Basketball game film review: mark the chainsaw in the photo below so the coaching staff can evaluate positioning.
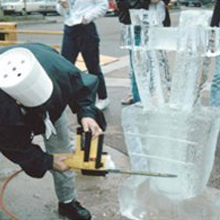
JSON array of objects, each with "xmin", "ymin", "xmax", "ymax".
[{"xmin": 57, "ymin": 127, "xmax": 177, "ymax": 178}]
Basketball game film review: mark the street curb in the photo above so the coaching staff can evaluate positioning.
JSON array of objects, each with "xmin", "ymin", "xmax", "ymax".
[
  {"xmin": 16, "ymin": 17, "xmax": 57, "ymax": 26},
  {"xmin": 102, "ymin": 55, "xmax": 129, "ymax": 74}
]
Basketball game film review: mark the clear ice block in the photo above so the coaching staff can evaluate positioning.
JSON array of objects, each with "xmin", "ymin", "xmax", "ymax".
[
  {"xmin": 121, "ymin": 105, "xmax": 220, "ymax": 199},
  {"xmin": 120, "ymin": 24, "xmax": 132, "ymax": 50},
  {"xmin": 119, "ymin": 9, "xmax": 220, "ymax": 220}
]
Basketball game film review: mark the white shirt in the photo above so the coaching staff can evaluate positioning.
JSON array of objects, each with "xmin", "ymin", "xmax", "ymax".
[{"xmin": 56, "ymin": 0, "xmax": 108, "ymax": 26}]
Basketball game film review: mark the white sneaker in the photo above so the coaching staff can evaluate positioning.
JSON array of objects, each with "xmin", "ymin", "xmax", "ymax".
[{"xmin": 96, "ymin": 98, "xmax": 110, "ymax": 110}]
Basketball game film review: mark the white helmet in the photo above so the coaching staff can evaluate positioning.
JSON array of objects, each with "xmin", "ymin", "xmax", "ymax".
[{"xmin": 0, "ymin": 47, "xmax": 53, "ymax": 107}]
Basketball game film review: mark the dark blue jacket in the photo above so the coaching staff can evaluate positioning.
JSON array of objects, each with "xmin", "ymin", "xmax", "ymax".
[
  {"xmin": 0, "ymin": 43, "xmax": 106, "ymax": 178},
  {"xmin": 116, "ymin": 0, "xmax": 171, "ymax": 26},
  {"xmin": 210, "ymin": 0, "xmax": 220, "ymax": 27}
]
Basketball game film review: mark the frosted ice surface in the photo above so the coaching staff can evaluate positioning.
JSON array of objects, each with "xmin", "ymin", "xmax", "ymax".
[
  {"xmin": 179, "ymin": 10, "xmax": 212, "ymax": 27},
  {"xmin": 119, "ymin": 9, "xmax": 220, "ymax": 220},
  {"xmin": 120, "ymin": 24, "xmax": 132, "ymax": 50},
  {"xmin": 169, "ymin": 50, "xmax": 202, "ymax": 109},
  {"xmin": 122, "ymin": 105, "xmax": 220, "ymax": 200},
  {"xmin": 119, "ymin": 175, "xmax": 220, "ymax": 220},
  {"xmin": 147, "ymin": 27, "xmax": 178, "ymax": 51},
  {"xmin": 128, "ymin": 9, "xmax": 171, "ymax": 109}
]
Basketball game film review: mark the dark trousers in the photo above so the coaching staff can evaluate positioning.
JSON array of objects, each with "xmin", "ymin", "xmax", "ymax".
[{"xmin": 61, "ymin": 22, "xmax": 107, "ymax": 99}]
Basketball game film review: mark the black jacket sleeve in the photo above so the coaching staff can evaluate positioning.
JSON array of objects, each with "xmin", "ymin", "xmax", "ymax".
[
  {"xmin": 210, "ymin": 0, "xmax": 220, "ymax": 27},
  {"xmin": 67, "ymin": 70, "xmax": 106, "ymax": 131},
  {"xmin": 163, "ymin": 6, "xmax": 171, "ymax": 27},
  {"xmin": 116, "ymin": 0, "xmax": 150, "ymax": 24},
  {"xmin": 0, "ymin": 91, "xmax": 53, "ymax": 178},
  {"xmin": 116, "ymin": 0, "xmax": 132, "ymax": 24},
  {"xmin": 0, "ymin": 125, "xmax": 53, "ymax": 178},
  {"xmin": 116, "ymin": 0, "xmax": 130, "ymax": 10}
]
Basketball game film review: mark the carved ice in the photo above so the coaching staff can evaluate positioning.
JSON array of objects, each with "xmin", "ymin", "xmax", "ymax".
[{"xmin": 119, "ymin": 10, "xmax": 220, "ymax": 220}]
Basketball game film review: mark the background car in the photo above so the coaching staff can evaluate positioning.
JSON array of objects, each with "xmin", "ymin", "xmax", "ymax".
[
  {"xmin": 1, "ymin": 0, "xmax": 57, "ymax": 15},
  {"xmin": 107, "ymin": 0, "xmax": 118, "ymax": 15},
  {"xmin": 178, "ymin": 0, "xmax": 210, "ymax": 7}
]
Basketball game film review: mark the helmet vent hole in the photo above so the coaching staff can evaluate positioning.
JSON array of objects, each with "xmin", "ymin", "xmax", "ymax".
[{"xmin": 17, "ymin": 73, "xmax": 22, "ymax": 77}]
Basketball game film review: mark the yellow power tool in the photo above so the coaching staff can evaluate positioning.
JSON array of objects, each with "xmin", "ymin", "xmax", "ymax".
[{"xmin": 59, "ymin": 127, "xmax": 177, "ymax": 178}]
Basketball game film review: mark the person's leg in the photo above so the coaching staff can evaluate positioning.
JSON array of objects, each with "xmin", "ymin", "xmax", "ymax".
[
  {"xmin": 121, "ymin": 51, "xmax": 133, "ymax": 105},
  {"xmin": 81, "ymin": 23, "xmax": 108, "ymax": 101},
  {"xmin": 43, "ymin": 110, "xmax": 91, "ymax": 220},
  {"xmin": 129, "ymin": 49, "xmax": 141, "ymax": 103},
  {"xmin": 43, "ymin": 111, "xmax": 76, "ymax": 202},
  {"xmin": 121, "ymin": 25, "xmax": 134, "ymax": 105},
  {"xmin": 210, "ymin": 55, "xmax": 220, "ymax": 106},
  {"xmin": 61, "ymin": 25, "xmax": 80, "ymax": 64}
]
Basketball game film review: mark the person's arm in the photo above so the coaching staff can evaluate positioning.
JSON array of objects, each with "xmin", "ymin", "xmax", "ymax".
[
  {"xmin": 0, "ymin": 125, "xmax": 53, "ymax": 178},
  {"xmin": 83, "ymin": 0, "xmax": 109, "ymax": 24},
  {"xmin": 0, "ymin": 124, "xmax": 71, "ymax": 177},
  {"xmin": 67, "ymin": 69, "xmax": 106, "ymax": 132},
  {"xmin": 56, "ymin": 0, "xmax": 69, "ymax": 16},
  {"xmin": 210, "ymin": 0, "xmax": 220, "ymax": 27},
  {"xmin": 0, "ymin": 93, "xmax": 52, "ymax": 178},
  {"xmin": 0, "ymin": 92, "xmax": 67, "ymax": 178}
]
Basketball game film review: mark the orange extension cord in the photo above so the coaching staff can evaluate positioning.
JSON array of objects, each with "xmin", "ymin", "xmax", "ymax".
[{"xmin": 0, "ymin": 169, "xmax": 23, "ymax": 220}]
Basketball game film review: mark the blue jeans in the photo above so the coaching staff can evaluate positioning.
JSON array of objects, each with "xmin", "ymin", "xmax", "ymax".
[
  {"xmin": 210, "ymin": 55, "xmax": 220, "ymax": 106},
  {"xmin": 61, "ymin": 22, "xmax": 107, "ymax": 99},
  {"xmin": 129, "ymin": 25, "xmax": 141, "ymax": 103},
  {"xmin": 129, "ymin": 50, "xmax": 140, "ymax": 103},
  {"xmin": 43, "ymin": 110, "xmax": 76, "ymax": 202}
]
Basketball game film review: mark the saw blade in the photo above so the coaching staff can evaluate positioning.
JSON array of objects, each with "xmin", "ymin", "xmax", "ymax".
[{"xmin": 107, "ymin": 169, "xmax": 177, "ymax": 178}]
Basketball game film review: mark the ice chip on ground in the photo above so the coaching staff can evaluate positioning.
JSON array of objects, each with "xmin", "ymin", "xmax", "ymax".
[{"xmin": 105, "ymin": 155, "xmax": 116, "ymax": 170}]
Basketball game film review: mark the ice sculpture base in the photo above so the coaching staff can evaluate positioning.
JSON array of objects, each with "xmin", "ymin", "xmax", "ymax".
[
  {"xmin": 119, "ymin": 176, "xmax": 220, "ymax": 220},
  {"xmin": 121, "ymin": 105, "xmax": 220, "ymax": 200}
]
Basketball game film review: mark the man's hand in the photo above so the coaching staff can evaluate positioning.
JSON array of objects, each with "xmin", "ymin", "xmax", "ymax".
[
  {"xmin": 58, "ymin": 0, "xmax": 69, "ymax": 9},
  {"xmin": 81, "ymin": 117, "xmax": 103, "ymax": 139},
  {"xmin": 53, "ymin": 155, "xmax": 69, "ymax": 171}
]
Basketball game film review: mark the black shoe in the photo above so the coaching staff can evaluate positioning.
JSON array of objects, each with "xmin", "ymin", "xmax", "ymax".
[{"xmin": 58, "ymin": 200, "xmax": 91, "ymax": 220}]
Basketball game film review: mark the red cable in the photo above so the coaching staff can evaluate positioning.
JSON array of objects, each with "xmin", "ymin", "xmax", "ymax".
[{"xmin": 0, "ymin": 169, "xmax": 23, "ymax": 220}]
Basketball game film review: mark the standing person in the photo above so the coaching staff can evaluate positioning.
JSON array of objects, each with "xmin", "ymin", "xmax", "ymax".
[
  {"xmin": 56, "ymin": 0, "xmax": 110, "ymax": 111},
  {"xmin": 161, "ymin": 0, "xmax": 171, "ymax": 27},
  {"xmin": 116, "ymin": 0, "xmax": 171, "ymax": 105},
  {"xmin": 209, "ymin": 0, "xmax": 220, "ymax": 106},
  {"xmin": 0, "ymin": 43, "xmax": 106, "ymax": 220}
]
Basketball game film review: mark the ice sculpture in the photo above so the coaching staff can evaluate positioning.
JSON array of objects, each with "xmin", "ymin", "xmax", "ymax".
[
  {"xmin": 129, "ymin": 9, "xmax": 171, "ymax": 108},
  {"xmin": 119, "ymin": 10, "xmax": 220, "ymax": 220}
]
